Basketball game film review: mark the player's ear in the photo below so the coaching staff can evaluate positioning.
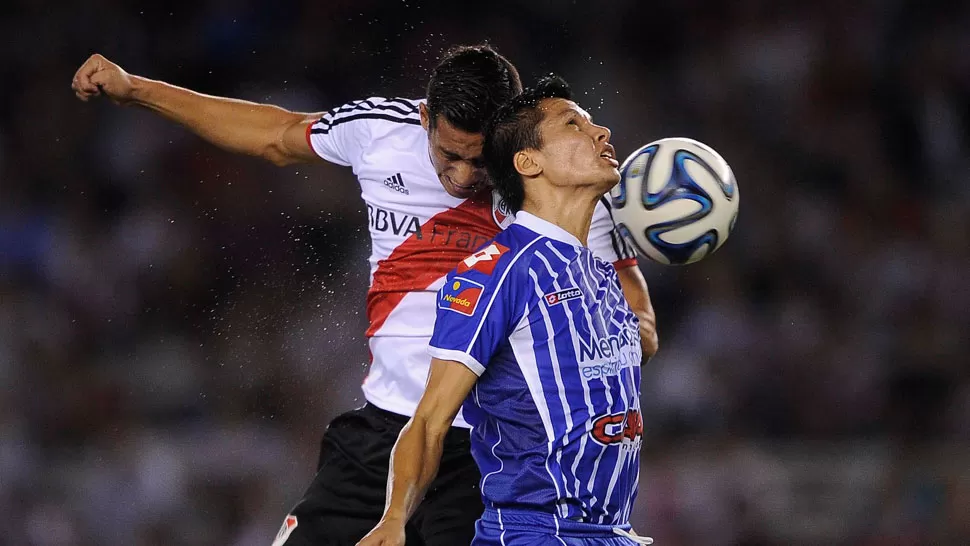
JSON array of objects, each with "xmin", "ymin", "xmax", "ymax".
[
  {"xmin": 419, "ymin": 103, "xmax": 430, "ymax": 131},
  {"xmin": 514, "ymin": 149, "xmax": 542, "ymax": 178}
]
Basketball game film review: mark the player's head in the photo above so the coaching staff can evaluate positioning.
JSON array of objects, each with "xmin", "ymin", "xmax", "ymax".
[
  {"xmin": 420, "ymin": 44, "xmax": 523, "ymax": 198},
  {"xmin": 483, "ymin": 74, "xmax": 619, "ymax": 212}
]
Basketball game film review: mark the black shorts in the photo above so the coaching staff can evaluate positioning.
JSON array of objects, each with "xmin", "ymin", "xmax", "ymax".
[{"xmin": 273, "ymin": 404, "xmax": 483, "ymax": 546}]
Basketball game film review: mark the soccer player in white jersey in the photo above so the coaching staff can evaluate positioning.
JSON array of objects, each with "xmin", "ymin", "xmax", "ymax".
[
  {"xmin": 72, "ymin": 46, "xmax": 658, "ymax": 545},
  {"xmin": 359, "ymin": 75, "xmax": 651, "ymax": 546}
]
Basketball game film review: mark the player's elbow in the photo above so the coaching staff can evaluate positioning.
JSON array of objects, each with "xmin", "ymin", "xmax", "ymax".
[
  {"xmin": 261, "ymin": 114, "xmax": 312, "ymax": 166},
  {"xmin": 261, "ymin": 144, "xmax": 298, "ymax": 167}
]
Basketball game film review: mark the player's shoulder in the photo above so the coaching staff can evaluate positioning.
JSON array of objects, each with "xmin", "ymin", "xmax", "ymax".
[{"xmin": 312, "ymin": 96, "xmax": 423, "ymax": 134}]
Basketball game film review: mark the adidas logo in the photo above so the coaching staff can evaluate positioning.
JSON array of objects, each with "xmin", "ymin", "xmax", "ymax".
[{"xmin": 382, "ymin": 173, "xmax": 409, "ymax": 195}]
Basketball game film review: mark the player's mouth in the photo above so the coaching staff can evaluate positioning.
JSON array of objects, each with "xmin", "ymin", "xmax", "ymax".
[
  {"xmin": 446, "ymin": 176, "xmax": 482, "ymax": 194},
  {"xmin": 600, "ymin": 145, "xmax": 619, "ymax": 168}
]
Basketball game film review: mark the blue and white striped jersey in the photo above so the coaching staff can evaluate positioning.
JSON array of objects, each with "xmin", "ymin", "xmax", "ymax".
[{"xmin": 428, "ymin": 211, "xmax": 643, "ymax": 526}]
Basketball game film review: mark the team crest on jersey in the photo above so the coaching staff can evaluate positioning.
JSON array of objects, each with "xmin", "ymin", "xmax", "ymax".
[
  {"xmin": 491, "ymin": 190, "xmax": 515, "ymax": 229},
  {"xmin": 544, "ymin": 287, "xmax": 583, "ymax": 306},
  {"xmin": 439, "ymin": 277, "xmax": 484, "ymax": 316},
  {"xmin": 271, "ymin": 515, "xmax": 298, "ymax": 546},
  {"xmin": 457, "ymin": 242, "xmax": 510, "ymax": 275}
]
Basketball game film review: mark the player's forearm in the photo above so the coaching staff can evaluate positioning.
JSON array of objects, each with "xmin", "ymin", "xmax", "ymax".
[
  {"xmin": 615, "ymin": 266, "xmax": 659, "ymax": 358},
  {"xmin": 635, "ymin": 309, "xmax": 658, "ymax": 358},
  {"xmin": 382, "ymin": 417, "xmax": 445, "ymax": 523},
  {"xmin": 128, "ymin": 75, "xmax": 311, "ymax": 164}
]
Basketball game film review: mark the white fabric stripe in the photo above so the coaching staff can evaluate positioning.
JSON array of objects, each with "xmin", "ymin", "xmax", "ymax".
[
  {"xmin": 426, "ymin": 347, "xmax": 485, "ymax": 376},
  {"xmin": 609, "ymin": 255, "xmax": 642, "ymax": 523},
  {"xmin": 583, "ymin": 254, "xmax": 626, "ymax": 331},
  {"xmin": 545, "ymin": 243, "xmax": 600, "ymax": 517},
  {"xmin": 622, "ymin": 447, "xmax": 641, "ymax": 523},
  {"xmin": 617, "ymin": 374, "xmax": 641, "ymax": 523},
  {"xmin": 585, "ymin": 251, "xmax": 631, "ymax": 342},
  {"xmin": 534, "ymin": 246, "xmax": 593, "ymax": 515},
  {"xmin": 527, "ymin": 260, "xmax": 576, "ymax": 513},
  {"xmin": 601, "ymin": 435, "xmax": 629, "ymax": 524},
  {"xmin": 554, "ymin": 518, "xmax": 567, "ymax": 546},
  {"xmin": 592, "ymin": 254, "xmax": 635, "ymax": 523},
  {"xmin": 326, "ymin": 99, "xmax": 420, "ymax": 118},
  {"xmin": 465, "ymin": 237, "xmax": 545, "ymax": 354},
  {"xmin": 621, "ymin": 379, "xmax": 642, "ymax": 522},
  {"xmin": 508, "ymin": 310, "xmax": 567, "ymax": 516},
  {"xmin": 571, "ymin": 250, "xmax": 629, "ymax": 522},
  {"xmin": 313, "ymin": 98, "xmax": 420, "ymax": 127},
  {"xmin": 312, "ymin": 110, "xmax": 420, "ymax": 131},
  {"xmin": 481, "ymin": 423, "xmax": 504, "ymax": 505}
]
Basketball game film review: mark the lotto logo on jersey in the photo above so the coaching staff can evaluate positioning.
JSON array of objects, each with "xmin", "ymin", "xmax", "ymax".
[
  {"xmin": 456, "ymin": 242, "xmax": 510, "ymax": 275},
  {"xmin": 590, "ymin": 409, "xmax": 643, "ymax": 446},
  {"xmin": 439, "ymin": 277, "xmax": 484, "ymax": 316},
  {"xmin": 544, "ymin": 287, "xmax": 583, "ymax": 306}
]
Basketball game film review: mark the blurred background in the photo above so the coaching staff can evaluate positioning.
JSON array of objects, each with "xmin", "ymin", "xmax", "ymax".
[{"xmin": 2, "ymin": 0, "xmax": 969, "ymax": 544}]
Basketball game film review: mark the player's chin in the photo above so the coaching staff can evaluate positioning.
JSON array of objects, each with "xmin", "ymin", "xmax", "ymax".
[{"xmin": 601, "ymin": 167, "xmax": 621, "ymax": 187}]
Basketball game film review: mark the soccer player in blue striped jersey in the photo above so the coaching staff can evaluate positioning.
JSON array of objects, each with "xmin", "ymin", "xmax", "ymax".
[{"xmin": 358, "ymin": 76, "xmax": 651, "ymax": 546}]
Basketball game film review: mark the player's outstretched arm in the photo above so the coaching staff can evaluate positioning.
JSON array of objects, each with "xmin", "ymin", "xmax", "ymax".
[
  {"xmin": 71, "ymin": 54, "xmax": 321, "ymax": 166},
  {"xmin": 616, "ymin": 265, "xmax": 659, "ymax": 359},
  {"xmin": 356, "ymin": 358, "xmax": 478, "ymax": 546}
]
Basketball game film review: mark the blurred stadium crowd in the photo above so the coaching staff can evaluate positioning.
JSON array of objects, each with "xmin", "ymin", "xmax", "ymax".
[{"xmin": 1, "ymin": 0, "xmax": 968, "ymax": 544}]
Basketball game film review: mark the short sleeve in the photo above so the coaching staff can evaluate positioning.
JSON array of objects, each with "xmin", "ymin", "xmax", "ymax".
[
  {"xmin": 305, "ymin": 97, "xmax": 421, "ymax": 167},
  {"xmin": 588, "ymin": 196, "xmax": 638, "ymax": 270},
  {"xmin": 428, "ymin": 242, "xmax": 528, "ymax": 376},
  {"xmin": 305, "ymin": 99, "xmax": 374, "ymax": 166}
]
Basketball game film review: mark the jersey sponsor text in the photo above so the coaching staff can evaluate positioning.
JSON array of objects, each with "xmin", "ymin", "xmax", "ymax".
[
  {"xmin": 577, "ymin": 329, "xmax": 640, "ymax": 363},
  {"xmin": 367, "ymin": 204, "xmax": 422, "ymax": 238},
  {"xmin": 438, "ymin": 277, "xmax": 484, "ymax": 316}
]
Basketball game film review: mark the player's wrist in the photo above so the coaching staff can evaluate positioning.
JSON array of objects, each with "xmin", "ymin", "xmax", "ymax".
[
  {"xmin": 126, "ymin": 75, "xmax": 152, "ymax": 105},
  {"xmin": 378, "ymin": 511, "xmax": 407, "ymax": 528}
]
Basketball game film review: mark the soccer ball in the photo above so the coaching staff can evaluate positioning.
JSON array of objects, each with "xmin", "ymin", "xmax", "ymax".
[{"xmin": 610, "ymin": 137, "xmax": 739, "ymax": 265}]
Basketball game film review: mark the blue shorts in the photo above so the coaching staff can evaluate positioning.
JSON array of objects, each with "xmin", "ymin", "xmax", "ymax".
[{"xmin": 472, "ymin": 508, "xmax": 641, "ymax": 546}]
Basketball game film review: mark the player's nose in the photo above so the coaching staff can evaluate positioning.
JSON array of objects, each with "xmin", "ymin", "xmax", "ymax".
[
  {"xmin": 455, "ymin": 162, "xmax": 484, "ymax": 185},
  {"xmin": 591, "ymin": 122, "xmax": 611, "ymax": 143}
]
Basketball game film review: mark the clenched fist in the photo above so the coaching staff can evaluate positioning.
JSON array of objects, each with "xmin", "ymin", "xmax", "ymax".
[{"xmin": 71, "ymin": 54, "xmax": 135, "ymax": 104}]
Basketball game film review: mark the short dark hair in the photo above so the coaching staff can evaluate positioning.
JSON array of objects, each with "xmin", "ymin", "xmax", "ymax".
[
  {"xmin": 483, "ymin": 74, "xmax": 573, "ymax": 212},
  {"xmin": 425, "ymin": 44, "xmax": 523, "ymax": 133}
]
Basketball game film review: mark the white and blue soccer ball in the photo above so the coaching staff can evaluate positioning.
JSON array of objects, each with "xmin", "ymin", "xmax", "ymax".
[{"xmin": 610, "ymin": 137, "xmax": 739, "ymax": 265}]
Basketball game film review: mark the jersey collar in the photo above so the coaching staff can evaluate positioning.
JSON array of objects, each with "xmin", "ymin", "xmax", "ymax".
[{"xmin": 514, "ymin": 211, "xmax": 583, "ymax": 248}]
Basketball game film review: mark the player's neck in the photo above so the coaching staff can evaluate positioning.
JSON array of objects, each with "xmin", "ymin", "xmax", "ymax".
[{"xmin": 520, "ymin": 191, "xmax": 600, "ymax": 247}]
